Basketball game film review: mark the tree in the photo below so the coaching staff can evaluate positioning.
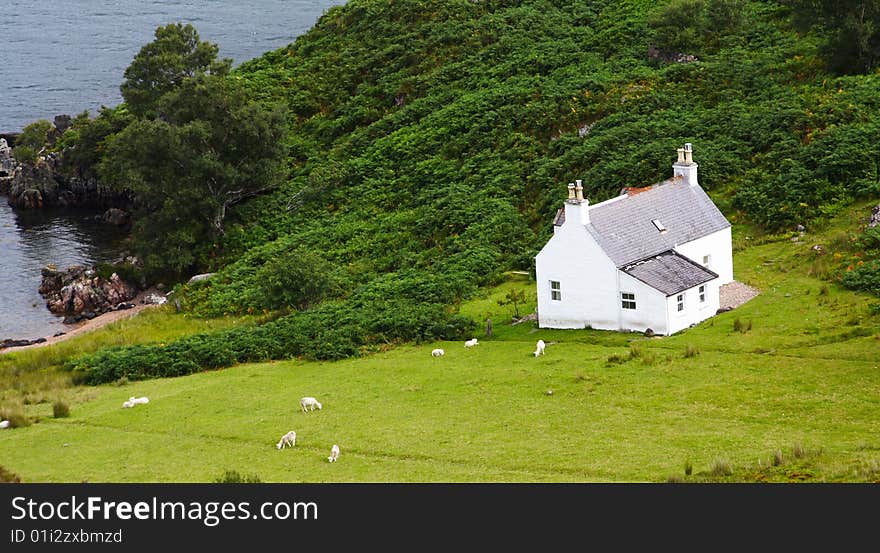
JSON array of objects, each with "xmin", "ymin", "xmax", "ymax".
[
  {"xmin": 100, "ymin": 73, "xmax": 288, "ymax": 276},
  {"xmin": 787, "ymin": 0, "xmax": 880, "ymax": 74},
  {"xmin": 497, "ymin": 289, "xmax": 529, "ymax": 319},
  {"xmin": 12, "ymin": 119, "xmax": 52, "ymax": 163},
  {"xmin": 120, "ymin": 23, "xmax": 231, "ymax": 118},
  {"xmin": 256, "ymin": 248, "xmax": 345, "ymax": 311}
]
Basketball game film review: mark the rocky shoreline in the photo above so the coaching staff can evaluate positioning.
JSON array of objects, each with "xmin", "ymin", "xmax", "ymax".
[
  {"xmin": 0, "ymin": 118, "xmax": 144, "ymax": 349},
  {"xmin": 0, "ymin": 116, "xmax": 131, "ymax": 219}
]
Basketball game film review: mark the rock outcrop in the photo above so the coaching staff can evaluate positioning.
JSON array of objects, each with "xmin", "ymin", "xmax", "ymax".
[
  {"xmin": 6, "ymin": 151, "xmax": 128, "ymax": 211},
  {"xmin": 2, "ymin": 116, "xmax": 131, "ymax": 214},
  {"xmin": 0, "ymin": 138, "xmax": 15, "ymax": 194},
  {"xmin": 38, "ymin": 264, "xmax": 139, "ymax": 321}
]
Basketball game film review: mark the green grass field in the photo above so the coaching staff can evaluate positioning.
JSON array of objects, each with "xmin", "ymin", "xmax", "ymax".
[{"xmin": 1, "ymin": 206, "xmax": 879, "ymax": 483}]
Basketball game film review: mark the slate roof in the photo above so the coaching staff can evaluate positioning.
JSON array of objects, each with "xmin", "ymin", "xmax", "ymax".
[
  {"xmin": 584, "ymin": 177, "xmax": 730, "ymax": 267},
  {"xmin": 623, "ymin": 250, "xmax": 718, "ymax": 296}
]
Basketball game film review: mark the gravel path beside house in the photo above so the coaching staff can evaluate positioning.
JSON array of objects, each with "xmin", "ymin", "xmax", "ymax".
[{"xmin": 719, "ymin": 281, "xmax": 760, "ymax": 310}]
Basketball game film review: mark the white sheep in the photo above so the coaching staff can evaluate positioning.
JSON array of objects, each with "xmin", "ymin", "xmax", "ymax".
[
  {"xmin": 328, "ymin": 444, "xmax": 340, "ymax": 463},
  {"xmin": 464, "ymin": 338, "xmax": 479, "ymax": 348},
  {"xmin": 0, "ymin": 420, "xmax": 9, "ymax": 429},
  {"xmin": 129, "ymin": 396, "xmax": 149, "ymax": 405},
  {"xmin": 122, "ymin": 400, "xmax": 135, "ymax": 408},
  {"xmin": 301, "ymin": 397, "xmax": 323, "ymax": 412},
  {"xmin": 534, "ymin": 339, "xmax": 546, "ymax": 357},
  {"xmin": 431, "ymin": 348, "xmax": 445, "ymax": 357},
  {"xmin": 276, "ymin": 430, "xmax": 297, "ymax": 450}
]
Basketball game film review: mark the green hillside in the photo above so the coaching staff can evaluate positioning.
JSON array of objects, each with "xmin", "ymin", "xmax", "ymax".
[{"xmin": 2, "ymin": 0, "xmax": 880, "ymax": 482}]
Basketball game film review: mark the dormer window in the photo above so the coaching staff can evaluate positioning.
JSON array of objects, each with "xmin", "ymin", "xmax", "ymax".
[{"xmin": 651, "ymin": 219, "xmax": 667, "ymax": 234}]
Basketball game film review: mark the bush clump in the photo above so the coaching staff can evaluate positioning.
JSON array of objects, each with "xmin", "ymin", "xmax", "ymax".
[
  {"xmin": 214, "ymin": 470, "xmax": 262, "ymax": 483},
  {"xmin": 52, "ymin": 401, "xmax": 70, "ymax": 418},
  {"xmin": 64, "ymin": 299, "xmax": 475, "ymax": 384}
]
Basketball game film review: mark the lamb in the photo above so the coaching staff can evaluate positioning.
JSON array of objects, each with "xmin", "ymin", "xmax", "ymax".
[
  {"xmin": 534, "ymin": 339, "xmax": 546, "ymax": 357},
  {"xmin": 431, "ymin": 348, "xmax": 445, "ymax": 357},
  {"xmin": 276, "ymin": 430, "xmax": 297, "ymax": 450},
  {"xmin": 328, "ymin": 444, "xmax": 340, "ymax": 463},
  {"xmin": 464, "ymin": 338, "xmax": 479, "ymax": 348},
  {"xmin": 0, "ymin": 420, "xmax": 9, "ymax": 429},
  {"xmin": 300, "ymin": 397, "xmax": 323, "ymax": 412}
]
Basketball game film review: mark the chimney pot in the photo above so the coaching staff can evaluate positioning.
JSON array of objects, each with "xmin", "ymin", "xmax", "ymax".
[
  {"xmin": 567, "ymin": 182, "xmax": 576, "ymax": 200},
  {"xmin": 575, "ymin": 179, "xmax": 584, "ymax": 201}
]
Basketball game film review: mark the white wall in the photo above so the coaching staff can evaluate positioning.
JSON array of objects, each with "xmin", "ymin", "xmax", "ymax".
[
  {"xmin": 618, "ymin": 272, "xmax": 669, "ymax": 335},
  {"xmin": 536, "ymin": 216, "xmax": 619, "ymax": 330},
  {"xmin": 665, "ymin": 279, "xmax": 721, "ymax": 335},
  {"xmin": 673, "ymin": 227, "xmax": 733, "ymax": 284}
]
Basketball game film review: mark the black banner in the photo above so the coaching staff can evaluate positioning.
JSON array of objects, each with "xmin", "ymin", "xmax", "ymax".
[{"xmin": 0, "ymin": 484, "xmax": 875, "ymax": 548}]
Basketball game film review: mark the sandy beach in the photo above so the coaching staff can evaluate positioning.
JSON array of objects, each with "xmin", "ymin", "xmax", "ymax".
[{"xmin": 0, "ymin": 289, "xmax": 165, "ymax": 354}]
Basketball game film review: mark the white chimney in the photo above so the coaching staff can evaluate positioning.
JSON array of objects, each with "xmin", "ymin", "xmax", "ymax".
[
  {"xmin": 564, "ymin": 179, "xmax": 590, "ymax": 225},
  {"xmin": 672, "ymin": 143, "xmax": 698, "ymax": 186}
]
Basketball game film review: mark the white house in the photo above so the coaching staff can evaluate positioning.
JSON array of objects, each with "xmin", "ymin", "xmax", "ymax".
[{"xmin": 535, "ymin": 144, "xmax": 733, "ymax": 335}]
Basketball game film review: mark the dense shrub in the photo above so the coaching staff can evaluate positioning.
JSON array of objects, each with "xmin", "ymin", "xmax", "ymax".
[{"xmin": 64, "ymin": 299, "xmax": 475, "ymax": 384}]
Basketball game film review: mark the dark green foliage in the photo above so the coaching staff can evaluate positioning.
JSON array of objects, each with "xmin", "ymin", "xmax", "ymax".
[
  {"xmin": 64, "ymin": 300, "xmax": 475, "ymax": 384},
  {"xmin": 786, "ymin": 0, "xmax": 880, "ymax": 74},
  {"xmin": 841, "ymin": 261, "xmax": 880, "ymax": 294},
  {"xmin": 52, "ymin": 401, "xmax": 70, "ymax": 418},
  {"xmin": 61, "ymin": 107, "xmax": 134, "ymax": 179},
  {"xmin": 100, "ymin": 74, "xmax": 288, "ymax": 278},
  {"xmin": 12, "ymin": 119, "xmax": 53, "ymax": 163},
  {"xmin": 121, "ymin": 23, "xmax": 231, "ymax": 118}
]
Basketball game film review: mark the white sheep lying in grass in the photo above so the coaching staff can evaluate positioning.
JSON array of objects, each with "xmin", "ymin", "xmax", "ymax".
[
  {"xmin": 122, "ymin": 396, "xmax": 149, "ymax": 408},
  {"xmin": 301, "ymin": 397, "xmax": 322, "ymax": 412},
  {"xmin": 328, "ymin": 444, "xmax": 340, "ymax": 463},
  {"xmin": 431, "ymin": 348, "xmax": 445, "ymax": 357},
  {"xmin": 0, "ymin": 420, "xmax": 9, "ymax": 429},
  {"xmin": 276, "ymin": 430, "xmax": 297, "ymax": 450},
  {"xmin": 464, "ymin": 338, "xmax": 479, "ymax": 348},
  {"xmin": 534, "ymin": 339, "xmax": 546, "ymax": 357}
]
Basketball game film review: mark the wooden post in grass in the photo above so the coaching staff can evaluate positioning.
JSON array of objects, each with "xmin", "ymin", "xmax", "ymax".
[{"xmin": 486, "ymin": 318, "xmax": 492, "ymax": 337}]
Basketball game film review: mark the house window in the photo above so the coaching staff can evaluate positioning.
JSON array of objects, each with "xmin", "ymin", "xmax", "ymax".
[
  {"xmin": 677, "ymin": 293, "xmax": 685, "ymax": 312},
  {"xmin": 550, "ymin": 280, "xmax": 562, "ymax": 301},
  {"xmin": 621, "ymin": 292, "xmax": 636, "ymax": 310},
  {"xmin": 702, "ymin": 254, "xmax": 710, "ymax": 268},
  {"xmin": 699, "ymin": 285, "xmax": 706, "ymax": 303}
]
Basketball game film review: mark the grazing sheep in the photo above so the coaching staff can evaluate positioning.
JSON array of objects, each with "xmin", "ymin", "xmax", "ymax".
[
  {"xmin": 276, "ymin": 430, "xmax": 297, "ymax": 450},
  {"xmin": 328, "ymin": 444, "xmax": 340, "ymax": 463},
  {"xmin": 431, "ymin": 348, "xmax": 445, "ymax": 357},
  {"xmin": 464, "ymin": 338, "xmax": 479, "ymax": 348},
  {"xmin": 129, "ymin": 396, "xmax": 149, "ymax": 405},
  {"xmin": 122, "ymin": 400, "xmax": 135, "ymax": 408},
  {"xmin": 0, "ymin": 420, "xmax": 9, "ymax": 429},
  {"xmin": 301, "ymin": 397, "xmax": 323, "ymax": 412},
  {"xmin": 534, "ymin": 339, "xmax": 546, "ymax": 357}
]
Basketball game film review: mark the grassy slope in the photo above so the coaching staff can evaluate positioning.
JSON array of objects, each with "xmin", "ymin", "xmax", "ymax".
[{"xmin": 1, "ymin": 203, "xmax": 878, "ymax": 483}]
